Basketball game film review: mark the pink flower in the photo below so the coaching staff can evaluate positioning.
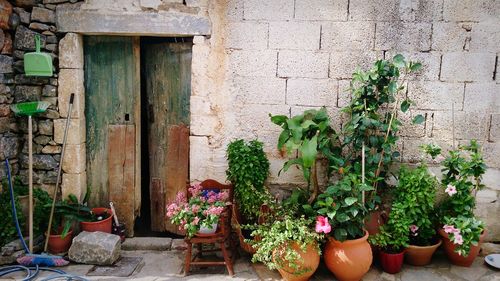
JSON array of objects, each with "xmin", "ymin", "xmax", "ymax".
[
  {"xmin": 204, "ymin": 206, "xmax": 225, "ymax": 216},
  {"xmin": 217, "ymin": 191, "xmax": 229, "ymax": 201},
  {"xmin": 452, "ymin": 228, "xmax": 461, "ymax": 234},
  {"xmin": 443, "ymin": 224, "xmax": 456, "ymax": 234},
  {"xmin": 315, "ymin": 216, "xmax": 331, "ymax": 234},
  {"xmin": 410, "ymin": 225, "xmax": 419, "ymax": 233},
  {"xmin": 453, "ymin": 233, "xmax": 464, "ymax": 245},
  {"xmin": 191, "ymin": 204, "xmax": 200, "ymax": 213},
  {"xmin": 188, "ymin": 183, "xmax": 203, "ymax": 197},
  {"xmin": 192, "ymin": 217, "xmax": 200, "ymax": 225},
  {"xmin": 445, "ymin": 184, "xmax": 457, "ymax": 196}
]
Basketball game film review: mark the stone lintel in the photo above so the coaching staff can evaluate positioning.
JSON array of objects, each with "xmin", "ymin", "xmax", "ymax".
[{"xmin": 56, "ymin": 6, "xmax": 211, "ymax": 36}]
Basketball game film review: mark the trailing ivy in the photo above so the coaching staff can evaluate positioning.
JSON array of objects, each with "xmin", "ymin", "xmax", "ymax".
[{"xmin": 226, "ymin": 139, "xmax": 271, "ymax": 221}]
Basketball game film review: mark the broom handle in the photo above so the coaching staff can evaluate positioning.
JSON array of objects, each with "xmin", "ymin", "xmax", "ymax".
[
  {"xmin": 28, "ymin": 115, "xmax": 33, "ymax": 253},
  {"xmin": 44, "ymin": 94, "xmax": 74, "ymax": 252}
]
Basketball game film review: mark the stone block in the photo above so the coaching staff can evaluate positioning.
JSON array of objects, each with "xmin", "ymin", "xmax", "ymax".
[
  {"xmin": 269, "ymin": 21, "xmax": 320, "ymax": 50},
  {"xmin": 231, "ymin": 76, "xmax": 286, "ymax": 105},
  {"xmin": 483, "ymin": 142, "xmax": 500, "ymax": 168},
  {"xmin": 191, "ymin": 43, "xmax": 209, "ymax": 97},
  {"xmin": 14, "ymin": 85, "xmax": 42, "ymax": 102},
  {"xmin": 375, "ymin": 22, "xmax": 432, "ymax": 51},
  {"xmin": 443, "ymin": 0, "xmax": 500, "ymax": 22},
  {"xmin": 228, "ymin": 50, "xmax": 277, "ymax": 77},
  {"xmin": 62, "ymin": 144, "xmax": 85, "ymax": 174},
  {"xmin": 464, "ymin": 83, "xmax": 499, "ymax": 113},
  {"xmin": 470, "ymin": 23, "xmax": 500, "ymax": 53},
  {"xmin": 226, "ymin": 0, "xmax": 244, "ymax": 21},
  {"xmin": 490, "ymin": 114, "xmax": 500, "ymax": 141},
  {"xmin": 14, "ymin": 25, "xmax": 46, "ymax": 51},
  {"xmin": 13, "ymin": 7, "xmax": 30, "ymax": 24},
  {"xmin": 329, "ymin": 51, "xmax": 382, "ymax": 79},
  {"xmin": 441, "ymin": 52, "xmax": 496, "ymax": 82},
  {"xmin": 59, "ymin": 33, "xmax": 84, "ymax": 69},
  {"xmin": 58, "ymin": 68, "xmax": 84, "ymax": 118},
  {"xmin": 189, "ymin": 136, "xmax": 212, "ymax": 181},
  {"xmin": 321, "ymin": 22, "xmax": 375, "ymax": 51},
  {"xmin": 41, "ymin": 145, "xmax": 61, "ymax": 154},
  {"xmin": 337, "ymin": 79, "xmax": 351, "ymax": 108},
  {"xmin": 0, "ymin": 55, "xmax": 13, "ymax": 74},
  {"xmin": 190, "ymin": 95, "xmax": 211, "ymax": 116},
  {"xmin": 243, "ymin": 0, "xmax": 294, "ymax": 21},
  {"xmin": 140, "ymin": 0, "xmax": 161, "ymax": 9},
  {"xmin": 122, "ymin": 237, "xmax": 172, "ymax": 251},
  {"xmin": 398, "ymin": 111, "xmax": 427, "ymax": 138},
  {"xmin": 349, "ymin": 0, "xmax": 443, "ymax": 21},
  {"xmin": 277, "ymin": 50, "xmax": 329, "ymax": 78},
  {"xmin": 0, "ymin": 136, "xmax": 21, "ymax": 160},
  {"xmin": 474, "ymin": 200, "xmax": 500, "ymax": 242},
  {"xmin": 61, "ymin": 172, "xmax": 86, "ymax": 201},
  {"xmin": 68, "ymin": 231, "xmax": 120, "ymax": 265},
  {"xmin": 407, "ymin": 81, "xmax": 464, "ymax": 111},
  {"xmin": 402, "ymin": 138, "xmax": 453, "ymax": 164},
  {"xmin": 29, "ymin": 22, "xmax": 50, "ymax": 32},
  {"xmin": 295, "ymin": 0, "xmax": 347, "ymax": 21},
  {"xmin": 430, "ymin": 111, "xmax": 489, "ymax": 141},
  {"xmin": 190, "ymin": 113, "xmax": 217, "ymax": 136},
  {"xmin": 54, "ymin": 118, "xmax": 85, "ymax": 145},
  {"xmin": 286, "ymin": 78, "xmax": 336, "ymax": 107},
  {"xmin": 38, "ymin": 119, "xmax": 53, "ymax": 135},
  {"xmin": 31, "ymin": 7, "xmax": 55, "ymax": 23},
  {"xmin": 42, "ymin": 85, "xmax": 57, "ymax": 97},
  {"xmin": 476, "ymin": 189, "xmax": 498, "ymax": 204},
  {"xmin": 390, "ymin": 52, "xmax": 441, "ymax": 81},
  {"xmin": 20, "ymin": 154, "xmax": 57, "ymax": 170},
  {"xmin": 432, "ymin": 22, "xmax": 470, "ymax": 52},
  {"xmin": 225, "ymin": 21, "xmax": 267, "ymax": 50},
  {"xmin": 238, "ymin": 104, "xmax": 290, "ymax": 133},
  {"xmin": 267, "ymin": 156, "xmax": 308, "ymax": 186}
]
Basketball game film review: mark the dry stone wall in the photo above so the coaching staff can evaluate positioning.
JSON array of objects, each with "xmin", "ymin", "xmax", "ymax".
[{"xmin": 191, "ymin": 0, "xmax": 500, "ymax": 241}]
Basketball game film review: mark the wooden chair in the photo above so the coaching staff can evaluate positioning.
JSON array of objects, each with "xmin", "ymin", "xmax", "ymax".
[{"xmin": 183, "ymin": 179, "xmax": 235, "ymax": 276}]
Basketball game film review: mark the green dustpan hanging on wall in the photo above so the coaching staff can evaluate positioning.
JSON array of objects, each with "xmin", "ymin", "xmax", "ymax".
[{"xmin": 24, "ymin": 35, "xmax": 53, "ymax": 77}]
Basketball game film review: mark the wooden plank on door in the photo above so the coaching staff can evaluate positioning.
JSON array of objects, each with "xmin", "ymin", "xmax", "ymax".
[
  {"xmin": 144, "ymin": 40, "xmax": 191, "ymax": 233},
  {"xmin": 108, "ymin": 124, "xmax": 136, "ymax": 237}
]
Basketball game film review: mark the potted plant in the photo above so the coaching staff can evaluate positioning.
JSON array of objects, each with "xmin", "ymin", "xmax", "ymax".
[
  {"xmin": 436, "ymin": 140, "xmax": 487, "ymax": 267},
  {"xmin": 166, "ymin": 183, "xmax": 229, "ymax": 238},
  {"xmin": 45, "ymin": 194, "xmax": 92, "ymax": 254},
  {"xmin": 226, "ymin": 139, "xmax": 274, "ymax": 253},
  {"xmin": 248, "ymin": 215, "xmax": 322, "ymax": 281},
  {"xmin": 369, "ymin": 201, "xmax": 410, "ymax": 274},
  {"xmin": 75, "ymin": 188, "xmax": 113, "ymax": 233},
  {"xmin": 314, "ymin": 170, "xmax": 373, "ymax": 281}
]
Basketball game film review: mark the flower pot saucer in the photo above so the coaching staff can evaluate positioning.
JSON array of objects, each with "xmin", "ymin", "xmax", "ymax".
[{"xmin": 485, "ymin": 254, "xmax": 500, "ymax": 270}]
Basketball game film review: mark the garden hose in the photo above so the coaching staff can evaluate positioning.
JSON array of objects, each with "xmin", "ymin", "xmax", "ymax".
[{"xmin": 1, "ymin": 159, "xmax": 90, "ymax": 281}]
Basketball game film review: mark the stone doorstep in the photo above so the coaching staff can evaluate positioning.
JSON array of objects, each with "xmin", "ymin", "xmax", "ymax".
[{"xmin": 121, "ymin": 237, "xmax": 173, "ymax": 251}]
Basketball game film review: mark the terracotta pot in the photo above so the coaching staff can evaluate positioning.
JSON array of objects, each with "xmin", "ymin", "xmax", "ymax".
[
  {"xmin": 80, "ymin": 207, "xmax": 113, "ymax": 233},
  {"xmin": 273, "ymin": 242, "xmax": 320, "ymax": 281},
  {"xmin": 324, "ymin": 231, "xmax": 372, "ymax": 281},
  {"xmin": 47, "ymin": 229, "xmax": 73, "ymax": 254},
  {"xmin": 439, "ymin": 228, "xmax": 486, "ymax": 267},
  {"xmin": 405, "ymin": 239, "xmax": 442, "ymax": 266},
  {"xmin": 365, "ymin": 210, "xmax": 383, "ymax": 236},
  {"xmin": 379, "ymin": 250, "xmax": 405, "ymax": 274}
]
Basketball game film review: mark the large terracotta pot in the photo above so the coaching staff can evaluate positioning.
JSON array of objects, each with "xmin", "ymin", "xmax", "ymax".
[
  {"xmin": 80, "ymin": 207, "xmax": 113, "ymax": 233},
  {"xmin": 439, "ymin": 228, "xmax": 486, "ymax": 267},
  {"xmin": 273, "ymin": 242, "xmax": 320, "ymax": 281},
  {"xmin": 405, "ymin": 239, "xmax": 442, "ymax": 266},
  {"xmin": 365, "ymin": 210, "xmax": 384, "ymax": 236},
  {"xmin": 324, "ymin": 231, "xmax": 372, "ymax": 281},
  {"xmin": 379, "ymin": 250, "xmax": 405, "ymax": 274},
  {"xmin": 47, "ymin": 229, "xmax": 73, "ymax": 254}
]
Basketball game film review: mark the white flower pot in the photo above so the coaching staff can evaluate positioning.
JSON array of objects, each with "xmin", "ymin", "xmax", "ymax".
[{"xmin": 198, "ymin": 223, "xmax": 218, "ymax": 235}]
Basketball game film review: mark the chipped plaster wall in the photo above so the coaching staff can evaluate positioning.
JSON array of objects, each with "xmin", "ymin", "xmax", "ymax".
[{"xmin": 190, "ymin": 0, "xmax": 500, "ymax": 241}]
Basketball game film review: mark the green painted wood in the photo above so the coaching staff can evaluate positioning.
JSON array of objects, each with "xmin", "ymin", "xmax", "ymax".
[
  {"xmin": 84, "ymin": 36, "xmax": 139, "ymax": 206},
  {"xmin": 143, "ymin": 41, "xmax": 191, "ymax": 232}
]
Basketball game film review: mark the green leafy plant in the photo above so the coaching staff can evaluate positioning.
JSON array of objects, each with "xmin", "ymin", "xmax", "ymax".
[
  {"xmin": 248, "ymin": 215, "xmax": 322, "ymax": 274},
  {"xmin": 166, "ymin": 183, "xmax": 229, "ymax": 238},
  {"xmin": 369, "ymin": 201, "xmax": 411, "ymax": 253},
  {"xmin": 270, "ymin": 108, "xmax": 340, "ymax": 203},
  {"xmin": 226, "ymin": 139, "xmax": 271, "ymax": 221},
  {"xmin": 397, "ymin": 165, "xmax": 438, "ymax": 246},
  {"xmin": 339, "ymin": 54, "xmax": 422, "ymax": 210},
  {"xmin": 442, "ymin": 216, "xmax": 484, "ymax": 257},
  {"xmin": 46, "ymin": 193, "xmax": 93, "ymax": 238},
  {"xmin": 314, "ymin": 167, "xmax": 373, "ymax": 241}
]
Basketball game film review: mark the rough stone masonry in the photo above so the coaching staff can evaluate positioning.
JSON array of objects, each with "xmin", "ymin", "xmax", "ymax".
[{"xmin": 0, "ymin": 0, "xmax": 499, "ymax": 242}]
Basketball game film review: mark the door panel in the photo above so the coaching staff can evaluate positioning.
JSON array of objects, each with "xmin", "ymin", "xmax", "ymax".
[
  {"xmin": 84, "ymin": 36, "xmax": 140, "ymax": 236},
  {"xmin": 143, "ymin": 41, "xmax": 191, "ymax": 233}
]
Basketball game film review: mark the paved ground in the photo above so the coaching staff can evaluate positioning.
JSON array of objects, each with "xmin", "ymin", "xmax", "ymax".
[{"xmin": 2, "ymin": 243, "xmax": 499, "ymax": 280}]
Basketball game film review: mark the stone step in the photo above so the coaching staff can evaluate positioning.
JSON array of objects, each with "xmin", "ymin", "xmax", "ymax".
[{"xmin": 121, "ymin": 237, "xmax": 173, "ymax": 251}]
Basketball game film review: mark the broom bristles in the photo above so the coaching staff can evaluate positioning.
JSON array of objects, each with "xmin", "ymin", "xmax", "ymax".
[{"xmin": 11, "ymin": 101, "xmax": 50, "ymax": 116}]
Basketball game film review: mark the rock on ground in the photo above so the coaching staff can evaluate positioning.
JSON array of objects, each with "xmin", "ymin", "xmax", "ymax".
[{"xmin": 68, "ymin": 231, "xmax": 121, "ymax": 265}]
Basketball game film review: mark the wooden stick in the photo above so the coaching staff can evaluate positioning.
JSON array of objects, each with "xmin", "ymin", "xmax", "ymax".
[
  {"xmin": 362, "ymin": 143, "xmax": 365, "ymax": 205},
  {"xmin": 28, "ymin": 115, "xmax": 33, "ymax": 253}
]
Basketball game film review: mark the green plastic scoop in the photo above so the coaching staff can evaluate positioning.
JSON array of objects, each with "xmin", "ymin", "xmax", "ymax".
[{"xmin": 24, "ymin": 35, "xmax": 53, "ymax": 77}]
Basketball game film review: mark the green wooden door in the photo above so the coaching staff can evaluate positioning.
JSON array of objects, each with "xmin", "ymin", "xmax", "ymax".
[
  {"xmin": 84, "ymin": 36, "xmax": 141, "ymax": 236},
  {"xmin": 143, "ymin": 40, "xmax": 191, "ymax": 233}
]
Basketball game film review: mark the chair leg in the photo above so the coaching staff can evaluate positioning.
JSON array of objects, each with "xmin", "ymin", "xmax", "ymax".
[
  {"xmin": 220, "ymin": 242, "xmax": 234, "ymax": 276},
  {"xmin": 184, "ymin": 242, "xmax": 192, "ymax": 276}
]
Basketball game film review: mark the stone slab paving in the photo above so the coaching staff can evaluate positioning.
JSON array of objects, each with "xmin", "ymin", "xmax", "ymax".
[{"xmin": 1, "ymin": 249, "xmax": 498, "ymax": 280}]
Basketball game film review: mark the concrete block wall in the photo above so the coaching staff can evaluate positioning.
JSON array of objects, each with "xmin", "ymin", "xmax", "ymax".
[{"xmin": 194, "ymin": 0, "xmax": 500, "ymax": 241}]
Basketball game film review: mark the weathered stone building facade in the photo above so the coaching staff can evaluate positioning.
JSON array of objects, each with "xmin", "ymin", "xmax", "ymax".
[{"xmin": 0, "ymin": 0, "xmax": 499, "ymax": 240}]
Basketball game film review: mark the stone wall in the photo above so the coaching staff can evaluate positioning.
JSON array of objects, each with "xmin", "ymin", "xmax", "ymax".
[{"xmin": 190, "ymin": 0, "xmax": 500, "ymax": 241}]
